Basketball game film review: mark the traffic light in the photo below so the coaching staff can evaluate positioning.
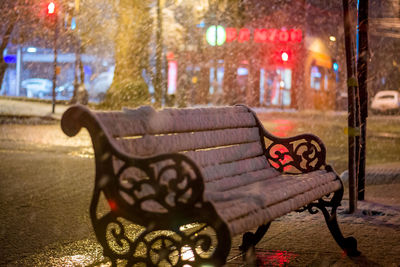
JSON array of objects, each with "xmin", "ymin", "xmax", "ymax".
[
  {"xmin": 281, "ymin": 52, "xmax": 289, "ymax": 62},
  {"xmin": 333, "ymin": 62, "xmax": 339, "ymax": 71},
  {"xmin": 270, "ymin": 49, "xmax": 292, "ymax": 65},
  {"xmin": 47, "ymin": 1, "xmax": 55, "ymax": 15}
]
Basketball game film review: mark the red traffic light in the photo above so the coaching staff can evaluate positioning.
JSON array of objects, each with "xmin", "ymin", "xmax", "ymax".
[
  {"xmin": 47, "ymin": 2, "xmax": 55, "ymax": 14},
  {"xmin": 281, "ymin": 52, "xmax": 289, "ymax": 62}
]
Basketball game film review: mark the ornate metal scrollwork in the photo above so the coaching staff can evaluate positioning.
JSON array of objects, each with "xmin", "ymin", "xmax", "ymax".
[
  {"xmin": 93, "ymin": 212, "xmax": 229, "ymax": 266},
  {"xmin": 264, "ymin": 134, "xmax": 327, "ymax": 173},
  {"xmin": 109, "ymin": 153, "xmax": 206, "ymax": 219},
  {"xmin": 234, "ymin": 105, "xmax": 327, "ymax": 174},
  {"xmin": 90, "ymin": 152, "xmax": 231, "ymax": 266}
]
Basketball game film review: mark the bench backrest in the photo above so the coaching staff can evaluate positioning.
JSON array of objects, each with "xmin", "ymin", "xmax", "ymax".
[{"xmin": 94, "ymin": 105, "xmax": 271, "ymax": 182}]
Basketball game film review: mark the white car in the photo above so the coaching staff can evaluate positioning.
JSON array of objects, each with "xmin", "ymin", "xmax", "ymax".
[
  {"xmin": 56, "ymin": 82, "xmax": 75, "ymax": 99},
  {"xmin": 88, "ymin": 72, "xmax": 113, "ymax": 101},
  {"xmin": 21, "ymin": 78, "xmax": 53, "ymax": 98},
  {"xmin": 371, "ymin": 90, "xmax": 400, "ymax": 114}
]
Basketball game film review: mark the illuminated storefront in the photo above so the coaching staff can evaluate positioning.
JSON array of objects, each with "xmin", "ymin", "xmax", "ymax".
[{"xmin": 198, "ymin": 23, "xmax": 336, "ymax": 110}]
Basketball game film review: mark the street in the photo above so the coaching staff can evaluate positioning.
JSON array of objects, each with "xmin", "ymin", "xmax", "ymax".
[{"xmin": 0, "ymin": 121, "xmax": 94, "ymax": 265}]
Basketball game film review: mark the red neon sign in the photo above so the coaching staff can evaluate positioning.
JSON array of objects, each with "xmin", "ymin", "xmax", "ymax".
[
  {"xmin": 238, "ymin": 28, "xmax": 251, "ymax": 43},
  {"xmin": 226, "ymin": 28, "xmax": 237, "ymax": 42},
  {"xmin": 254, "ymin": 29, "xmax": 267, "ymax": 42},
  {"xmin": 226, "ymin": 28, "xmax": 302, "ymax": 43}
]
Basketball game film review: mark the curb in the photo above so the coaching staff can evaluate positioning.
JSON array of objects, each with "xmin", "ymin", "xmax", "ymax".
[{"xmin": 340, "ymin": 163, "xmax": 400, "ymax": 185}]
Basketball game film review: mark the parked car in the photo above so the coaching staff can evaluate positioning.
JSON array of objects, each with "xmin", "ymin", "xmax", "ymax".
[
  {"xmin": 56, "ymin": 82, "xmax": 75, "ymax": 99},
  {"xmin": 21, "ymin": 78, "xmax": 53, "ymax": 98},
  {"xmin": 88, "ymin": 71, "xmax": 113, "ymax": 101},
  {"xmin": 370, "ymin": 90, "xmax": 400, "ymax": 114}
]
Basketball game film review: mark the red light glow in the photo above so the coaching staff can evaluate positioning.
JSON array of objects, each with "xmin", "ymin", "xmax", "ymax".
[
  {"xmin": 271, "ymin": 119, "xmax": 295, "ymax": 137},
  {"xmin": 47, "ymin": 2, "xmax": 55, "ymax": 14},
  {"xmin": 256, "ymin": 250, "xmax": 299, "ymax": 266},
  {"xmin": 108, "ymin": 200, "xmax": 117, "ymax": 211}
]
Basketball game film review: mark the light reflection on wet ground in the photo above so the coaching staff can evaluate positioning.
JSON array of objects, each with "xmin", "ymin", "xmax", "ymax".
[
  {"xmin": 68, "ymin": 147, "xmax": 94, "ymax": 158},
  {"xmin": 10, "ymin": 239, "xmax": 106, "ymax": 267},
  {"xmin": 12, "ymin": 237, "xmax": 301, "ymax": 267},
  {"xmin": 269, "ymin": 119, "xmax": 296, "ymax": 137},
  {"xmin": 227, "ymin": 249, "xmax": 299, "ymax": 266}
]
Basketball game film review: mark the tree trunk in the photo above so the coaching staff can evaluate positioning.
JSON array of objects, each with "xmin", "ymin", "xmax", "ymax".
[
  {"xmin": 110, "ymin": 0, "xmax": 151, "ymax": 92},
  {"xmin": 154, "ymin": 0, "xmax": 163, "ymax": 107},
  {"xmin": 0, "ymin": 18, "xmax": 17, "ymax": 92}
]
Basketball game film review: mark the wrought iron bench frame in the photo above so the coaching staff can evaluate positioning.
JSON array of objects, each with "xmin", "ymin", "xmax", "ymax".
[{"xmin": 61, "ymin": 104, "xmax": 360, "ymax": 266}]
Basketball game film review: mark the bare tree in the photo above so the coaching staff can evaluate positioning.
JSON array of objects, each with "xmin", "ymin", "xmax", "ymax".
[{"xmin": 0, "ymin": 1, "xmax": 18, "ymax": 88}]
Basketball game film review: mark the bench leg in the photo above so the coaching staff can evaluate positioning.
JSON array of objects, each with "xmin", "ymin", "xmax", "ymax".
[
  {"xmin": 239, "ymin": 223, "xmax": 271, "ymax": 265},
  {"xmin": 310, "ymin": 189, "xmax": 360, "ymax": 257},
  {"xmin": 239, "ymin": 222, "xmax": 271, "ymax": 266},
  {"xmin": 239, "ymin": 223, "xmax": 271, "ymax": 253}
]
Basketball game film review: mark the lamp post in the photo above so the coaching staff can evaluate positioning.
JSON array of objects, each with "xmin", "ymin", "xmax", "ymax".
[
  {"xmin": 356, "ymin": 0, "xmax": 369, "ymax": 201},
  {"xmin": 342, "ymin": 0, "xmax": 358, "ymax": 213},
  {"xmin": 155, "ymin": 0, "xmax": 163, "ymax": 107},
  {"xmin": 48, "ymin": 1, "xmax": 58, "ymax": 114},
  {"xmin": 214, "ymin": 1, "xmax": 218, "ymax": 98}
]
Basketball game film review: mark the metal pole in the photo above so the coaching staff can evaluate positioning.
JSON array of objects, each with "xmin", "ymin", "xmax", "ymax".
[
  {"xmin": 155, "ymin": 0, "xmax": 163, "ymax": 107},
  {"xmin": 214, "ymin": 1, "xmax": 219, "ymax": 98},
  {"xmin": 16, "ymin": 45, "xmax": 22, "ymax": 96},
  {"xmin": 342, "ymin": 0, "xmax": 358, "ymax": 213},
  {"xmin": 356, "ymin": 0, "xmax": 368, "ymax": 200},
  {"xmin": 52, "ymin": 14, "xmax": 58, "ymax": 114}
]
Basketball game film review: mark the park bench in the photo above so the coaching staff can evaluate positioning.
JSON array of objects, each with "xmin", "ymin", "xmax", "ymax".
[{"xmin": 61, "ymin": 104, "xmax": 360, "ymax": 266}]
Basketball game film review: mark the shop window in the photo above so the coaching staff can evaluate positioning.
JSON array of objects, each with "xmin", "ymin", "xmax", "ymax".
[
  {"xmin": 260, "ymin": 68, "xmax": 291, "ymax": 107},
  {"xmin": 324, "ymin": 72, "xmax": 329, "ymax": 91},
  {"xmin": 310, "ymin": 65, "xmax": 323, "ymax": 90},
  {"xmin": 209, "ymin": 66, "xmax": 224, "ymax": 94}
]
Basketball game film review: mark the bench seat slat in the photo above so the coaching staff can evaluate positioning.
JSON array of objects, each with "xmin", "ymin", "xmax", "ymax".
[
  {"xmin": 220, "ymin": 180, "xmax": 342, "ymax": 236},
  {"xmin": 204, "ymin": 168, "xmax": 280, "ymax": 192},
  {"xmin": 205, "ymin": 170, "xmax": 339, "ymax": 236},
  {"xmin": 184, "ymin": 141, "xmax": 264, "ymax": 167},
  {"xmin": 116, "ymin": 127, "xmax": 260, "ymax": 157},
  {"xmin": 96, "ymin": 106, "xmax": 255, "ymax": 137},
  {"xmin": 113, "ymin": 142, "xmax": 268, "ymax": 187},
  {"xmin": 207, "ymin": 170, "xmax": 336, "ymax": 204},
  {"xmin": 202, "ymin": 156, "xmax": 272, "ymax": 182},
  {"xmin": 154, "ymin": 106, "xmax": 250, "ymax": 115}
]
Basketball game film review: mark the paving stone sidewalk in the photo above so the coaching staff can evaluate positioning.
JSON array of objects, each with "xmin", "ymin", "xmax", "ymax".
[
  {"xmin": 10, "ymin": 196, "xmax": 400, "ymax": 266},
  {"xmin": 341, "ymin": 162, "xmax": 400, "ymax": 185}
]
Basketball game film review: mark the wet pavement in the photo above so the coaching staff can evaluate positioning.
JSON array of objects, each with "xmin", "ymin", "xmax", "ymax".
[{"xmin": 0, "ymin": 98, "xmax": 399, "ymax": 266}]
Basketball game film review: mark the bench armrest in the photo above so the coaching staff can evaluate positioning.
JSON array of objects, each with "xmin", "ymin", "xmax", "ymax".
[
  {"xmin": 237, "ymin": 105, "xmax": 327, "ymax": 174},
  {"xmin": 263, "ymin": 133, "xmax": 327, "ymax": 173}
]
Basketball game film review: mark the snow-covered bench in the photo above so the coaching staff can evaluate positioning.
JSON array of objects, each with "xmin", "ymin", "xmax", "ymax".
[{"xmin": 61, "ymin": 104, "xmax": 359, "ymax": 266}]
